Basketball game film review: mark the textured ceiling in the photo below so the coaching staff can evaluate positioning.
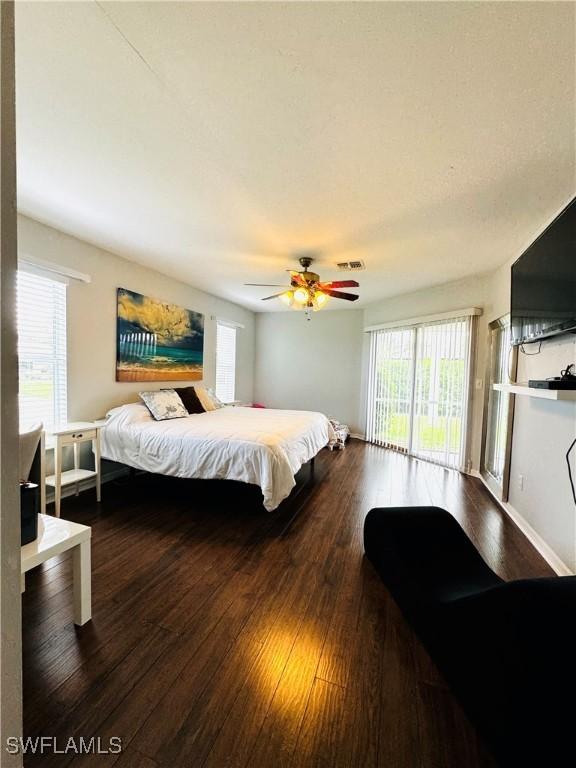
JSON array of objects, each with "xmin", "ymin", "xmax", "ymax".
[{"xmin": 15, "ymin": 1, "xmax": 575, "ymax": 311}]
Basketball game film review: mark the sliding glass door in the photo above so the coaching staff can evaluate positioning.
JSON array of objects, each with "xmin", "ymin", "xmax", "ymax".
[
  {"xmin": 366, "ymin": 316, "xmax": 475, "ymax": 471},
  {"xmin": 411, "ymin": 316, "xmax": 472, "ymax": 469},
  {"xmin": 366, "ymin": 327, "xmax": 416, "ymax": 452}
]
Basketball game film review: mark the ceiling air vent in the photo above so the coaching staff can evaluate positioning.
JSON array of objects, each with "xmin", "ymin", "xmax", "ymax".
[{"xmin": 336, "ymin": 260, "xmax": 365, "ymax": 272}]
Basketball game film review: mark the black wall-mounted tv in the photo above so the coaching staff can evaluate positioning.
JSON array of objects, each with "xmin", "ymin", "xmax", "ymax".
[{"xmin": 511, "ymin": 197, "xmax": 576, "ymax": 346}]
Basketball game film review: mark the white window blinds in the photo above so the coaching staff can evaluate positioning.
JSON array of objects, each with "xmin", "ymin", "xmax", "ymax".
[
  {"xmin": 366, "ymin": 327, "xmax": 415, "ymax": 452},
  {"xmin": 17, "ymin": 270, "xmax": 67, "ymax": 431},
  {"xmin": 366, "ymin": 315, "xmax": 474, "ymax": 471},
  {"xmin": 411, "ymin": 316, "xmax": 473, "ymax": 470},
  {"xmin": 215, "ymin": 322, "xmax": 237, "ymax": 403}
]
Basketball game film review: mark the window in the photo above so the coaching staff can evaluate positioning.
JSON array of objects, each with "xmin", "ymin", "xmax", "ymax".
[
  {"xmin": 366, "ymin": 315, "xmax": 475, "ymax": 471},
  {"xmin": 215, "ymin": 321, "xmax": 237, "ymax": 403},
  {"xmin": 481, "ymin": 315, "xmax": 516, "ymax": 501},
  {"xmin": 17, "ymin": 270, "xmax": 67, "ymax": 431}
]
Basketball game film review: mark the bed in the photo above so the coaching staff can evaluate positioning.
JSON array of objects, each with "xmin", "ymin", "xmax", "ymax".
[{"xmin": 100, "ymin": 403, "xmax": 335, "ymax": 511}]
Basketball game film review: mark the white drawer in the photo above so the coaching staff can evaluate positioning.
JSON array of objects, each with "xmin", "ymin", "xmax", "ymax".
[{"xmin": 58, "ymin": 428, "xmax": 97, "ymax": 446}]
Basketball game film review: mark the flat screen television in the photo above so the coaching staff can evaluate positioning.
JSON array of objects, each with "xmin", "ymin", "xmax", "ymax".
[{"xmin": 511, "ymin": 197, "xmax": 576, "ymax": 346}]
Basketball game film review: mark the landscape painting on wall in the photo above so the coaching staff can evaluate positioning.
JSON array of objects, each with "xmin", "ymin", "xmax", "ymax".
[{"xmin": 116, "ymin": 288, "xmax": 204, "ymax": 382}]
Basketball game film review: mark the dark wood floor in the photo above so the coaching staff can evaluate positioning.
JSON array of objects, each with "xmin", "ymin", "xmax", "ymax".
[{"xmin": 22, "ymin": 441, "xmax": 553, "ymax": 768}]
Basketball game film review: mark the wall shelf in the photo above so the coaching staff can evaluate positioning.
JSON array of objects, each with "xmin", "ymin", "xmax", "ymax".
[{"xmin": 493, "ymin": 383, "xmax": 576, "ymax": 401}]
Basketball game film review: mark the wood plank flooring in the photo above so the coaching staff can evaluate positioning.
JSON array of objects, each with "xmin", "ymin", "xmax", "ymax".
[{"xmin": 22, "ymin": 441, "xmax": 553, "ymax": 767}]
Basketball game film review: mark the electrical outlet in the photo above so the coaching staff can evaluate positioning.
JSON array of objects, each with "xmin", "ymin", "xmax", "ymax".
[{"xmin": 518, "ymin": 474, "xmax": 524, "ymax": 491}]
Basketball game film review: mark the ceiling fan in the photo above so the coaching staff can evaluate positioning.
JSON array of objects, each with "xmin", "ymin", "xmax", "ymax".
[{"xmin": 245, "ymin": 256, "xmax": 359, "ymax": 312}]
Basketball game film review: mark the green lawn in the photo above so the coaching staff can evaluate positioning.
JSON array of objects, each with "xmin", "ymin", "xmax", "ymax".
[
  {"xmin": 377, "ymin": 413, "xmax": 462, "ymax": 453},
  {"xmin": 20, "ymin": 380, "xmax": 52, "ymax": 398}
]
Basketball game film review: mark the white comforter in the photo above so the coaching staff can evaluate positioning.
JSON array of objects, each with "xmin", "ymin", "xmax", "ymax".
[{"xmin": 101, "ymin": 403, "xmax": 334, "ymax": 511}]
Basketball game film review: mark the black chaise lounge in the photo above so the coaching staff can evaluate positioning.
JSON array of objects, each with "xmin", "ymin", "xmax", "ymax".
[{"xmin": 363, "ymin": 506, "xmax": 576, "ymax": 768}]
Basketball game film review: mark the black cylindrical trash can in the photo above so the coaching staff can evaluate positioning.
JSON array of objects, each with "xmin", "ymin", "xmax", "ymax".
[{"xmin": 21, "ymin": 482, "xmax": 39, "ymax": 545}]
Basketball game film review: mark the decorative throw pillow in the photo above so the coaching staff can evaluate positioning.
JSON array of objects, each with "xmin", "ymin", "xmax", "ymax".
[
  {"xmin": 207, "ymin": 388, "xmax": 225, "ymax": 408},
  {"xmin": 172, "ymin": 386, "xmax": 205, "ymax": 415},
  {"xmin": 194, "ymin": 386, "xmax": 219, "ymax": 412},
  {"xmin": 139, "ymin": 390, "xmax": 188, "ymax": 421}
]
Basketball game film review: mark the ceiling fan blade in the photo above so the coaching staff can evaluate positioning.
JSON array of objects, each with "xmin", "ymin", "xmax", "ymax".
[
  {"xmin": 320, "ymin": 280, "xmax": 359, "ymax": 289},
  {"xmin": 244, "ymin": 283, "xmax": 288, "ymax": 287},
  {"xmin": 325, "ymin": 289, "xmax": 360, "ymax": 302},
  {"xmin": 261, "ymin": 291, "xmax": 289, "ymax": 301}
]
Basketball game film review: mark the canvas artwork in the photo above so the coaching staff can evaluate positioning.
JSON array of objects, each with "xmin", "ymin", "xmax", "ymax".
[{"xmin": 116, "ymin": 288, "xmax": 204, "ymax": 382}]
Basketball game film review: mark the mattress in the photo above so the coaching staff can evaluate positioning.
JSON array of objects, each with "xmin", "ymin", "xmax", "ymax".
[{"xmin": 100, "ymin": 403, "xmax": 334, "ymax": 511}]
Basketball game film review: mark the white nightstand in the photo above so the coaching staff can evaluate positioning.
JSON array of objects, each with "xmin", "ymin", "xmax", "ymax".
[
  {"xmin": 21, "ymin": 514, "xmax": 92, "ymax": 625},
  {"xmin": 46, "ymin": 422, "xmax": 102, "ymax": 518}
]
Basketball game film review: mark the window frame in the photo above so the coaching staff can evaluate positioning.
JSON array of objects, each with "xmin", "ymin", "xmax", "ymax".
[
  {"xmin": 17, "ymin": 268, "xmax": 68, "ymax": 432},
  {"xmin": 214, "ymin": 320, "xmax": 238, "ymax": 404},
  {"xmin": 480, "ymin": 315, "xmax": 517, "ymax": 502}
]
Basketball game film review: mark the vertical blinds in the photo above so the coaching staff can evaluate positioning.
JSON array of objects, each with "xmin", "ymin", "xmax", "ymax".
[
  {"xmin": 366, "ymin": 326, "xmax": 415, "ymax": 451},
  {"xmin": 215, "ymin": 322, "xmax": 237, "ymax": 403},
  {"xmin": 411, "ymin": 316, "xmax": 473, "ymax": 470},
  {"xmin": 366, "ymin": 315, "xmax": 474, "ymax": 471},
  {"xmin": 17, "ymin": 270, "xmax": 67, "ymax": 431}
]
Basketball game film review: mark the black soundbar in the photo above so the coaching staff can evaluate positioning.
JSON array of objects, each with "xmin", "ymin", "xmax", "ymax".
[{"xmin": 528, "ymin": 379, "xmax": 576, "ymax": 390}]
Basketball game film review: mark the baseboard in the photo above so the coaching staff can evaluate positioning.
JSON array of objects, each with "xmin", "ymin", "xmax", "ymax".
[
  {"xmin": 350, "ymin": 433, "xmax": 366, "ymax": 440},
  {"xmin": 472, "ymin": 470, "xmax": 573, "ymax": 576},
  {"xmin": 45, "ymin": 467, "xmax": 129, "ymax": 506}
]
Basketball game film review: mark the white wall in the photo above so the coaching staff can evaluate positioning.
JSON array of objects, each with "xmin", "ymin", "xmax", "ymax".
[
  {"xmin": 1, "ymin": 3, "xmax": 23, "ymax": 763},
  {"xmin": 254, "ymin": 310, "xmax": 364, "ymax": 434},
  {"xmin": 18, "ymin": 215, "xmax": 256, "ymax": 421},
  {"xmin": 487, "ymin": 262, "xmax": 576, "ymax": 571}
]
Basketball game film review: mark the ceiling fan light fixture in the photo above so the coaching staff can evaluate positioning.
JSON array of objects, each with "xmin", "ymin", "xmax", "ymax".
[
  {"xmin": 293, "ymin": 287, "xmax": 309, "ymax": 305},
  {"xmin": 254, "ymin": 255, "xmax": 359, "ymax": 312},
  {"xmin": 279, "ymin": 290, "xmax": 294, "ymax": 307},
  {"xmin": 313, "ymin": 290, "xmax": 328, "ymax": 309}
]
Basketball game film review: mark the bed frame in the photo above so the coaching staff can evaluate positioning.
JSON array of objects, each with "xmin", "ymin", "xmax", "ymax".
[{"xmin": 126, "ymin": 454, "xmax": 317, "ymax": 524}]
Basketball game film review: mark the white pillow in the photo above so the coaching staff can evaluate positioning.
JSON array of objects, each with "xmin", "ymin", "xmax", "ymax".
[
  {"xmin": 139, "ymin": 389, "xmax": 188, "ymax": 421},
  {"xmin": 19, "ymin": 422, "xmax": 43, "ymax": 482},
  {"xmin": 207, "ymin": 388, "xmax": 225, "ymax": 408},
  {"xmin": 194, "ymin": 386, "xmax": 221, "ymax": 411}
]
